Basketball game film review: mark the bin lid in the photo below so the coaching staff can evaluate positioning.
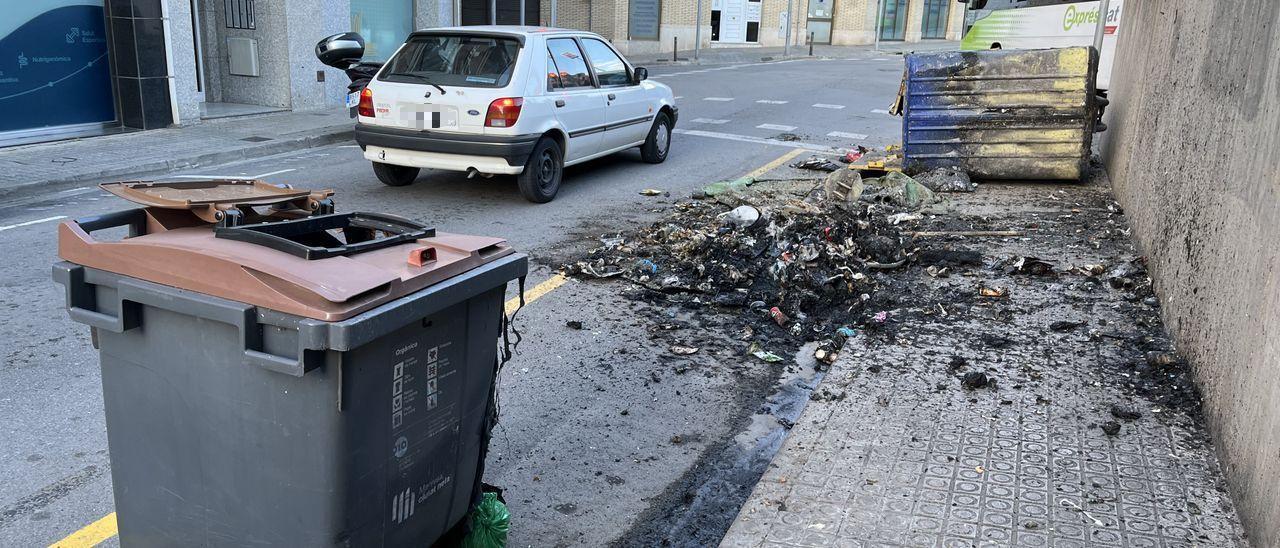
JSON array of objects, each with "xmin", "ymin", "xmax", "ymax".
[
  {"xmin": 58, "ymin": 208, "xmax": 515, "ymax": 321},
  {"xmin": 99, "ymin": 180, "xmax": 335, "ymax": 224}
]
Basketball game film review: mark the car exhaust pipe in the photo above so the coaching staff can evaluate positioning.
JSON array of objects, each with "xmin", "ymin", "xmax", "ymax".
[{"xmin": 466, "ymin": 167, "xmax": 480, "ymax": 179}]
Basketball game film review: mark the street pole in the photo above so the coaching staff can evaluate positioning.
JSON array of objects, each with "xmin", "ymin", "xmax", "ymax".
[
  {"xmin": 873, "ymin": 0, "xmax": 883, "ymax": 51},
  {"xmin": 784, "ymin": 0, "xmax": 794, "ymax": 57},
  {"xmin": 1092, "ymin": 0, "xmax": 1112, "ymax": 53},
  {"xmin": 551, "ymin": 0, "xmax": 557, "ymax": 26},
  {"xmin": 490, "ymin": 0, "xmax": 497, "ymax": 24},
  {"xmin": 694, "ymin": 0, "xmax": 703, "ymax": 61},
  {"xmin": 520, "ymin": 0, "xmax": 526, "ymax": 25}
]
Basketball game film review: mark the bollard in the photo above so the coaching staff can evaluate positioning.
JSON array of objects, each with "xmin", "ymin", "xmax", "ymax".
[
  {"xmin": 674, "ymin": 36, "xmax": 678, "ymax": 62},
  {"xmin": 809, "ymin": 32, "xmax": 814, "ymax": 56}
]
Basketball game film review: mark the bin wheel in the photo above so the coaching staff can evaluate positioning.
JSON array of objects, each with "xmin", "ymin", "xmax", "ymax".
[
  {"xmin": 517, "ymin": 138, "xmax": 563, "ymax": 203},
  {"xmin": 372, "ymin": 162, "xmax": 420, "ymax": 187}
]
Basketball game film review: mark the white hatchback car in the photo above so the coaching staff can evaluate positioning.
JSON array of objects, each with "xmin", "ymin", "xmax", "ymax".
[{"xmin": 353, "ymin": 26, "xmax": 678, "ymax": 202}]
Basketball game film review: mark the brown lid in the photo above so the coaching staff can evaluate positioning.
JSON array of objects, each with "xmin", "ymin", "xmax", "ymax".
[
  {"xmin": 58, "ymin": 208, "xmax": 513, "ymax": 321},
  {"xmin": 100, "ymin": 180, "xmax": 334, "ymax": 224}
]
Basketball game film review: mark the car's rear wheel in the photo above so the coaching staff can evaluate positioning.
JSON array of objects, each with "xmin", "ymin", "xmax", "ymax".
[
  {"xmin": 372, "ymin": 162, "xmax": 419, "ymax": 187},
  {"xmin": 517, "ymin": 138, "xmax": 563, "ymax": 203},
  {"xmin": 640, "ymin": 112, "xmax": 672, "ymax": 164}
]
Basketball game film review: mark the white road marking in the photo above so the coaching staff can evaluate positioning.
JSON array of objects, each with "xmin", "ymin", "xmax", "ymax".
[
  {"xmin": 0, "ymin": 215, "xmax": 67, "ymax": 232},
  {"xmin": 674, "ymin": 129, "xmax": 837, "ymax": 152},
  {"xmin": 871, "ymin": 108, "xmax": 891, "ymax": 114},
  {"xmin": 703, "ymin": 97, "xmax": 734, "ymax": 101},
  {"xmin": 252, "ymin": 168, "xmax": 296, "ymax": 178},
  {"xmin": 691, "ymin": 118, "xmax": 730, "ymax": 124},
  {"xmin": 813, "ymin": 103, "xmax": 846, "ymax": 109},
  {"xmin": 674, "ymin": 96, "xmax": 684, "ymax": 99},
  {"xmin": 337, "ymin": 144, "xmax": 361, "ymax": 148},
  {"xmin": 757, "ymin": 123, "xmax": 798, "ymax": 131},
  {"xmin": 828, "ymin": 131, "xmax": 869, "ymax": 140},
  {"xmin": 57, "ymin": 186, "xmax": 94, "ymax": 194},
  {"xmin": 157, "ymin": 168, "xmax": 296, "ymax": 180},
  {"xmin": 756, "ymin": 99, "xmax": 789, "ymax": 104}
]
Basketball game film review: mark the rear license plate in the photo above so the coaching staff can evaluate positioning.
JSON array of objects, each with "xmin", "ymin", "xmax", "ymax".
[
  {"xmin": 399, "ymin": 105, "xmax": 458, "ymax": 130},
  {"xmin": 346, "ymin": 91, "xmax": 360, "ymax": 108}
]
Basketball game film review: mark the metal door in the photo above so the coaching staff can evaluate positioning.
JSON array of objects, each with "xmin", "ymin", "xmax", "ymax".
[
  {"xmin": 460, "ymin": 0, "xmax": 540, "ymax": 25},
  {"xmin": 806, "ymin": 0, "xmax": 834, "ymax": 44}
]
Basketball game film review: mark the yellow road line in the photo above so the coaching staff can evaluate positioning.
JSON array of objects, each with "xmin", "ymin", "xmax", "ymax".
[
  {"xmin": 745, "ymin": 148, "xmax": 805, "ymax": 180},
  {"xmin": 505, "ymin": 273, "xmax": 569, "ymax": 315},
  {"xmin": 50, "ymin": 149, "xmax": 804, "ymax": 547},
  {"xmin": 49, "ymin": 512, "xmax": 116, "ymax": 548}
]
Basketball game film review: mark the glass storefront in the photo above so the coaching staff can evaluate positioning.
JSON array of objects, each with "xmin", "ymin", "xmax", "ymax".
[
  {"xmin": 879, "ymin": 0, "xmax": 909, "ymax": 41},
  {"xmin": 921, "ymin": 0, "xmax": 950, "ymax": 39},
  {"xmin": 0, "ymin": 1, "xmax": 117, "ymax": 145},
  {"xmin": 351, "ymin": 0, "xmax": 415, "ymax": 62}
]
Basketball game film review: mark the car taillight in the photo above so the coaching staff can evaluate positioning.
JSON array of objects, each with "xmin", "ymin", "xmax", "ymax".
[
  {"xmin": 485, "ymin": 97, "xmax": 523, "ymax": 127},
  {"xmin": 358, "ymin": 87, "xmax": 374, "ymax": 118}
]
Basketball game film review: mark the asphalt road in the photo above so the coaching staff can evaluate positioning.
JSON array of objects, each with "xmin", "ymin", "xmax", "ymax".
[{"xmin": 0, "ymin": 53, "xmax": 906, "ymax": 547}]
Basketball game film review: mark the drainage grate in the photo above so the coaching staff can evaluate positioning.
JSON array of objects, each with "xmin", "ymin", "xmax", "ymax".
[{"xmin": 240, "ymin": 136, "xmax": 272, "ymax": 142}]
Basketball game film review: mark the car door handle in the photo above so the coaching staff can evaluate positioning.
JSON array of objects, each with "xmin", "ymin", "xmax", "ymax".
[
  {"xmin": 555, "ymin": 99, "xmax": 566, "ymax": 107},
  {"xmin": 607, "ymin": 93, "xmax": 616, "ymax": 100}
]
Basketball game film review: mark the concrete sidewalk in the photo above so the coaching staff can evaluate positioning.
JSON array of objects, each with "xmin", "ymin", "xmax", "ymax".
[
  {"xmin": 720, "ymin": 175, "xmax": 1248, "ymax": 547},
  {"xmin": 0, "ymin": 108, "xmax": 353, "ymax": 201},
  {"xmin": 640, "ymin": 41, "xmax": 959, "ymax": 66}
]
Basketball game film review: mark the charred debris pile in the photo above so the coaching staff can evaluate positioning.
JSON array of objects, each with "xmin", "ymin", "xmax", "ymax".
[{"xmin": 565, "ymin": 178, "xmax": 920, "ymax": 367}]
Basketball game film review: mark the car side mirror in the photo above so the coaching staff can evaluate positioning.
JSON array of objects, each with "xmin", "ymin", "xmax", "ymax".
[
  {"xmin": 315, "ymin": 32, "xmax": 365, "ymax": 69},
  {"xmin": 632, "ymin": 67, "xmax": 648, "ymax": 84}
]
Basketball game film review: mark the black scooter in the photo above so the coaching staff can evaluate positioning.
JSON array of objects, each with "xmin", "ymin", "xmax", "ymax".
[{"xmin": 315, "ymin": 32, "xmax": 381, "ymax": 118}]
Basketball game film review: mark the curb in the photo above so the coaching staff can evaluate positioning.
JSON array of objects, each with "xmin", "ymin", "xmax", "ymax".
[
  {"xmin": 645, "ymin": 54, "xmax": 828, "ymax": 66},
  {"xmin": 0, "ymin": 127, "xmax": 354, "ymax": 204}
]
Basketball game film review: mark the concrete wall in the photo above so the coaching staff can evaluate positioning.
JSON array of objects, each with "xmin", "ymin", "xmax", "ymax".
[
  {"xmin": 1102, "ymin": 1, "xmax": 1280, "ymax": 546},
  {"xmin": 164, "ymin": 0, "xmax": 203, "ymax": 123},
  {"xmin": 285, "ymin": 0, "xmax": 350, "ymax": 111}
]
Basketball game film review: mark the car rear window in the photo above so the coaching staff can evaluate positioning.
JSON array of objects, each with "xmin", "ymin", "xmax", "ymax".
[{"xmin": 379, "ymin": 35, "xmax": 520, "ymax": 88}]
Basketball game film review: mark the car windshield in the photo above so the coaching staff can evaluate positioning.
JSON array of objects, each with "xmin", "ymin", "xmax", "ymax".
[{"xmin": 379, "ymin": 35, "xmax": 520, "ymax": 88}]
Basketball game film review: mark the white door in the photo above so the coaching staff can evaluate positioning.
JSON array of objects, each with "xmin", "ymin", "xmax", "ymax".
[
  {"xmin": 720, "ymin": 0, "xmax": 746, "ymax": 43},
  {"xmin": 580, "ymin": 38, "xmax": 652, "ymax": 151},
  {"xmin": 546, "ymin": 38, "xmax": 605, "ymax": 162}
]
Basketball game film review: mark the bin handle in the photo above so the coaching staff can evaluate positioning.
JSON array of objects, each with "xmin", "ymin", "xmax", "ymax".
[
  {"xmin": 69, "ymin": 209, "xmax": 148, "ymax": 241},
  {"xmin": 115, "ymin": 278, "xmax": 315, "ymax": 376},
  {"xmin": 54, "ymin": 264, "xmax": 315, "ymax": 377}
]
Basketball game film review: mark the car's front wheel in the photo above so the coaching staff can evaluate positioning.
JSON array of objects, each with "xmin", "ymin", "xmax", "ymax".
[
  {"xmin": 517, "ymin": 138, "xmax": 563, "ymax": 203},
  {"xmin": 640, "ymin": 111, "xmax": 672, "ymax": 164},
  {"xmin": 372, "ymin": 162, "xmax": 420, "ymax": 187}
]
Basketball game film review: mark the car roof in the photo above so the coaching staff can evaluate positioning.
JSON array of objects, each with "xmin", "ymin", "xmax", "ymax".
[{"xmin": 408, "ymin": 25, "xmax": 597, "ymax": 41}]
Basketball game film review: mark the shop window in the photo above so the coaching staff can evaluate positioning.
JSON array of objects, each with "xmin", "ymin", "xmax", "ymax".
[{"xmin": 352, "ymin": 0, "xmax": 414, "ymax": 62}]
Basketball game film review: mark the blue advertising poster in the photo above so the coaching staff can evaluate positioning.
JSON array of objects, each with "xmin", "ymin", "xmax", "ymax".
[{"xmin": 0, "ymin": 1, "xmax": 116, "ymax": 133}]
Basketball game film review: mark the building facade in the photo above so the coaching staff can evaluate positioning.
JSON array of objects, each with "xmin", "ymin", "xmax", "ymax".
[
  {"xmin": 0, "ymin": 0, "xmax": 961, "ymax": 146},
  {"xmin": 541, "ymin": 0, "xmax": 965, "ymax": 55}
]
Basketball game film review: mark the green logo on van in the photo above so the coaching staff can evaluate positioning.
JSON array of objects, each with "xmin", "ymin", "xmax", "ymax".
[{"xmin": 1063, "ymin": 5, "xmax": 1099, "ymax": 31}]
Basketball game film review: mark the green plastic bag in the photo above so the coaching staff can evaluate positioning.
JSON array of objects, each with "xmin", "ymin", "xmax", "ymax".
[
  {"xmin": 701, "ymin": 176, "xmax": 754, "ymax": 197},
  {"xmin": 461, "ymin": 492, "xmax": 509, "ymax": 548}
]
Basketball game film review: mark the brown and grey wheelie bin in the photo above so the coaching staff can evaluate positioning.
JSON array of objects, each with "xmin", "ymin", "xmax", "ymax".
[{"xmin": 52, "ymin": 180, "xmax": 526, "ymax": 546}]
